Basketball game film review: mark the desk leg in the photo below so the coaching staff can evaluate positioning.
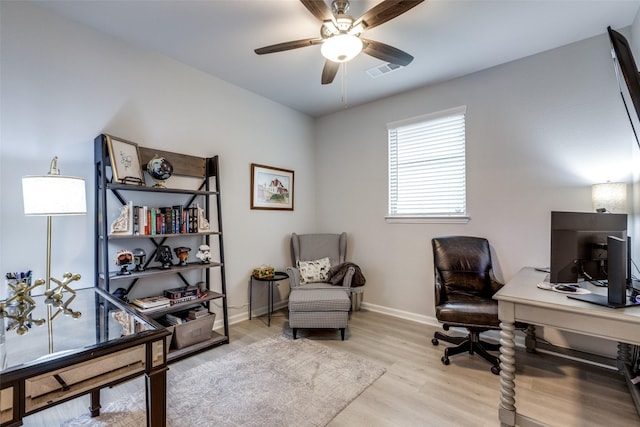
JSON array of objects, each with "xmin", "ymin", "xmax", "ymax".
[
  {"xmin": 525, "ymin": 325, "xmax": 537, "ymax": 353},
  {"xmin": 618, "ymin": 342, "xmax": 632, "ymax": 373},
  {"xmin": 499, "ymin": 320, "xmax": 517, "ymax": 427},
  {"xmin": 146, "ymin": 367, "xmax": 167, "ymax": 427},
  {"xmin": 89, "ymin": 389, "xmax": 101, "ymax": 417},
  {"xmin": 268, "ymin": 281, "xmax": 273, "ymax": 327},
  {"xmin": 249, "ymin": 278, "xmax": 253, "ymax": 320}
]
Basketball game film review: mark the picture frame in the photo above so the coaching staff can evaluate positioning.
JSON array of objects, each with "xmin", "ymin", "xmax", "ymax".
[
  {"xmin": 106, "ymin": 135, "xmax": 144, "ymax": 185},
  {"xmin": 250, "ymin": 163, "xmax": 294, "ymax": 211}
]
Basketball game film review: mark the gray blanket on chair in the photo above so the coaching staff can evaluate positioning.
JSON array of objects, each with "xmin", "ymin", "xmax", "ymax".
[{"xmin": 328, "ymin": 262, "xmax": 366, "ymax": 287}]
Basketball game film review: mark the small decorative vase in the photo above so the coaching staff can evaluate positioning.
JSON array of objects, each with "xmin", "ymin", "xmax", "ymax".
[{"xmin": 146, "ymin": 155, "xmax": 173, "ymax": 188}]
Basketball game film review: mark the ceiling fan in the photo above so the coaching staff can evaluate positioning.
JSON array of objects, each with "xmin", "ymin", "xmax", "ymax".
[{"xmin": 254, "ymin": 0, "xmax": 424, "ymax": 85}]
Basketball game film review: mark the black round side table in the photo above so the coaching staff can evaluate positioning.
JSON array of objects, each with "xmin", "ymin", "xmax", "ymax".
[{"xmin": 249, "ymin": 271, "xmax": 289, "ymax": 327}]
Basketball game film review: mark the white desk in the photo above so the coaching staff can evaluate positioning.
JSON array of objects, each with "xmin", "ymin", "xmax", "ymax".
[{"xmin": 494, "ymin": 267, "xmax": 640, "ymax": 427}]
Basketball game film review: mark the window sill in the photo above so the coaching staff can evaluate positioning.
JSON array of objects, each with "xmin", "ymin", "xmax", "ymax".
[{"xmin": 385, "ymin": 216, "xmax": 471, "ymax": 224}]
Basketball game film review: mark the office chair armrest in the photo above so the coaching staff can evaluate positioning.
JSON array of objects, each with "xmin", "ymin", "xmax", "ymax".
[
  {"xmin": 434, "ymin": 273, "xmax": 445, "ymax": 305},
  {"xmin": 286, "ymin": 266, "xmax": 301, "ymax": 288},
  {"xmin": 489, "ymin": 270, "xmax": 504, "ymax": 294}
]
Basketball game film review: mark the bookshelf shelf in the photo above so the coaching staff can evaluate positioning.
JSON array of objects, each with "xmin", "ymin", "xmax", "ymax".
[
  {"xmin": 105, "ymin": 182, "xmax": 219, "ymax": 196},
  {"xmin": 94, "ymin": 134, "xmax": 229, "ymax": 361},
  {"xmin": 132, "ymin": 291, "xmax": 224, "ymax": 317},
  {"xmin": 105, "ymin": 231, "xmax": 221, "ymax": 240},
  {"xmin": 166, "ymin": 331, "xmax": 227, "ymax": 362},
  {"xmin": 100, "ymin": 262, "xmax": 223, "ymax": 282}
]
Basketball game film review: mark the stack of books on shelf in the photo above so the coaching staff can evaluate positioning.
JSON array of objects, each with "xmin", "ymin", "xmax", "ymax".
[
  {"xmin": 131, "ymin": 295, "xmax": 171, "ymax": 311},
  {"xmin": 164, "ymin": 313, "xmax": 186, "ymax": 325},
  {"xmin": 188, "ymin": 306, "xmax": 209, "ymax": 320},
  {"xmin": 131, "ymin": 203, "xmax": 205, "ymax": 235},
  {"xmin": 164, "ymin": 285, "xmax": 201, "ymax": 305},
  {"xmin": 163, "ymin": 308, "xmax": 209, "ymax": 326}
]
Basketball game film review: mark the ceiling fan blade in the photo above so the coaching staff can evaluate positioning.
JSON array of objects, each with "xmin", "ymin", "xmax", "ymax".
[
  {"xmin": 255, "ymin": 38, "xmax": 323, "ymax": 55},
  {"xmin": 362, "ymin": 39, "xmax": 414, "ymax": 66},
  {"xmin": 321, "ymin": 60, "xmax": 340, "ymax": 85},
  {"xmin": 300, "ymin": 0, "xmax": 335, "ymax": 22},
  {"xmin": 354, "ymin": 0, "xmax": 424, "ymax": 31}
]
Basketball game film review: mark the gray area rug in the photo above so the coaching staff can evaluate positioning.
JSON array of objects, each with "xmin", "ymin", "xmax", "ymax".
[{"xmin": 62, "ymin": 334, "xmax": 385, "ymax": 427}]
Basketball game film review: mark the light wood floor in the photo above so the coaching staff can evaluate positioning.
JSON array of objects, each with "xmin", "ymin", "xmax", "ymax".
[{"xmin": 23, "ymin": 309, "xmax": 640, "ymax": 426}]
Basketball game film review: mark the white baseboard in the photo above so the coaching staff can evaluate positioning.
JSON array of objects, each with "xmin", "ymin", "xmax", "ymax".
[{"xmin": 358, "ymin": 301, "xmax": 440, "ymax": 327}]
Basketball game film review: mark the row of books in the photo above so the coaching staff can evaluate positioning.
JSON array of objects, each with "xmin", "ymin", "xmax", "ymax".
[{"xmin": 130, "ymin": 202, "xmax": 204, "ymax": 235}]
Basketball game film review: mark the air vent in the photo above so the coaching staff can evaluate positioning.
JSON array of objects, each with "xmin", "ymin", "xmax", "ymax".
[{"xmin": 366, "ymin": 62, "xmax": 404, "ymax": 78}]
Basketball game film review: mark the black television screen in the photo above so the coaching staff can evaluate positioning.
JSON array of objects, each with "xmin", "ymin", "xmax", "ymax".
[
  {"xmin": 550, "ymin": 211, "xmax": 627, "ymax": 284},
  {"xmin": 608, "ymin": 26, "xmax": 640, "ymax": 150}
]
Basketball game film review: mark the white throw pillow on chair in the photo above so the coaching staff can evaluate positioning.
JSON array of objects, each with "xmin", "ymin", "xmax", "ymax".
[{"xmin": 297, "ymin": 257, "xmax": 331, "ymax": 284}]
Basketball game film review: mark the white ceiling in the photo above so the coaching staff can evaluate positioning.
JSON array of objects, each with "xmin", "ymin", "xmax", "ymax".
[{"xmin": 32, "ymin": 0, "xmax": 640, "ymax": 117}]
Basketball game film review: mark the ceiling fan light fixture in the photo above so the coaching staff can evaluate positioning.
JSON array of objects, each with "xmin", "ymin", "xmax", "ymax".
[{"xmin": 321, "ymin": 34, "xmax": 363, "ymax": 63}]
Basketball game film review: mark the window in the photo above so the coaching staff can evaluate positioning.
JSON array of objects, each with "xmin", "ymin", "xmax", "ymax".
[{"xmin": 387, "ymin": 106, "xmax": 467, "ymax": 222}]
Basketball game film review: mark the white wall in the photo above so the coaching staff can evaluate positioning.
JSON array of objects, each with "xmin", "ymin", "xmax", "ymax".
[
  {"xmin": 0, "ymin": 2, "xmax": 316, "ymax": 324},
  {"xmin": 315, "ymin": 31, "xmax": 638, "ymax": 354}
]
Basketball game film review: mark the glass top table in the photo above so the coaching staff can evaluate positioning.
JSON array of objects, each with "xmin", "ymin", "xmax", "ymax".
[
  {"xmin": 0, "ymin": 287, "xmax": 169, "ymax": 426},
  {"xmin": 1, "ymin": 287, "xmax": 157, "ymax": 369}
]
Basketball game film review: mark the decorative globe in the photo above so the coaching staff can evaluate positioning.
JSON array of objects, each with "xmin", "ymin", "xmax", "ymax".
[{"xmin": 146, "ymin": 155, "xmax": 173, "ymax": 188}]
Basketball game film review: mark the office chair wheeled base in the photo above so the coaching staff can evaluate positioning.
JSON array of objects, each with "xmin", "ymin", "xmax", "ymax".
[{"xmin": 432, "ymin": 329, "xmax": 501, "ymax": 375}]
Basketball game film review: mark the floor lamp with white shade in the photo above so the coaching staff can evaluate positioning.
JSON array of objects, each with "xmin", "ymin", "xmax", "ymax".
[{"xmin": 21, "ymin": 156, "xmax": 87, "ymax": 350}]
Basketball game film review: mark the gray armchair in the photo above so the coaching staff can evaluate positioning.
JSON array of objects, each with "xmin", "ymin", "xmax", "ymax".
[
  {"xmin": 288, "ymin": 232, "xmax": 351, "ymax": 286},
  {"xmin": 286, "ymin": 232, "xmax": 357, "ymax": 339}
]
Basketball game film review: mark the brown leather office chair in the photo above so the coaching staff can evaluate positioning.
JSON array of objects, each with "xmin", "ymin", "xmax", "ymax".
[{"xmin": 431, "ymin": 236, "xmax": 511, "ymax": 375}]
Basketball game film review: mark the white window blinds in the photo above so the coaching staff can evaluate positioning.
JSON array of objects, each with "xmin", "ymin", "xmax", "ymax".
[{"xmin": 388, "ymin": 106, "xmax": 466, "ymax": 217}]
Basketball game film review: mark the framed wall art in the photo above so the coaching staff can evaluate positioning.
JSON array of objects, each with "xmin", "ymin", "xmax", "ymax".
[
  {"xmin": 106, "ymin": 135, "xmax": 144, "ymax": 185},
  {"xmin": 250, "ymin": 163, "xmax": 294, "ymax": 211}
]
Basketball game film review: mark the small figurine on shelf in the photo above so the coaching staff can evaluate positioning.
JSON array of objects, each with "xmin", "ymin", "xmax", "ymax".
[
  {"xmin": 174, "ymin": 246, "xmax": 191, "ymax": 266},
  {"xmin": 155, "ymin": 245, "xmax": 173, "ymax": 269},
  {"xmin": 115, "ymin": 249, "xmax": 133, "ymax": 275},
  {"xmin": 196, "ymin": 244, "xmax": 211, "ymax": 264},
  {"xmin": 132, "ymin": 248, "xmax": 146, "ymax": 272}
]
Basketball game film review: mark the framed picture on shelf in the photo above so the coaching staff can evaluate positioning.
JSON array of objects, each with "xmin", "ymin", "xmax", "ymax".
[
  {"xmin": 106, "ymin": 135, "xmax": 144, "ymax": 185},
  {"xmin": 250, "ymin": 163, "xmax": 294, "ymax": 211}
]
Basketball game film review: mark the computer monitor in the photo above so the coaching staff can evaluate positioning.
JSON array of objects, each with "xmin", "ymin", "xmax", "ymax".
[
  {"xmin": 550, "ymin": 211, "xmax": 628, "ymax": 284},
  {"xmin": 568, "ymin": 235, "xmax": 635, "ymax": 308}
]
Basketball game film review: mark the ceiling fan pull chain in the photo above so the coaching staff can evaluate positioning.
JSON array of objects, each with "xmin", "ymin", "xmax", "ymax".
[{"xmin": 341, "ymin": 62, "xmax": 348, "ymax": 108}]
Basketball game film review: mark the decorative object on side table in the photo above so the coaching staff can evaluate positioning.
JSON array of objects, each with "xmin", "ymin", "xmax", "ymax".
[
  {"xmin": 196, "ymin": 244, "xmax": 211, "ymax": 264},
  {"xmin": 115, "ymin": 249, "xmax": 134, "ymax": 275},
  {"xmin": 155, "ymin": 245, "xmax": 173, "ymax": 269},
  {"xmin": 174, "ymin": 246, "xmax": 191, "ymax": 266},
  {"xmin": 253, "ymin": 264, "xmax": 275, "ymax": 279},
  {"xmin": 146, "ymin": 155, "xmax": 173, "ymax": 188}
]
